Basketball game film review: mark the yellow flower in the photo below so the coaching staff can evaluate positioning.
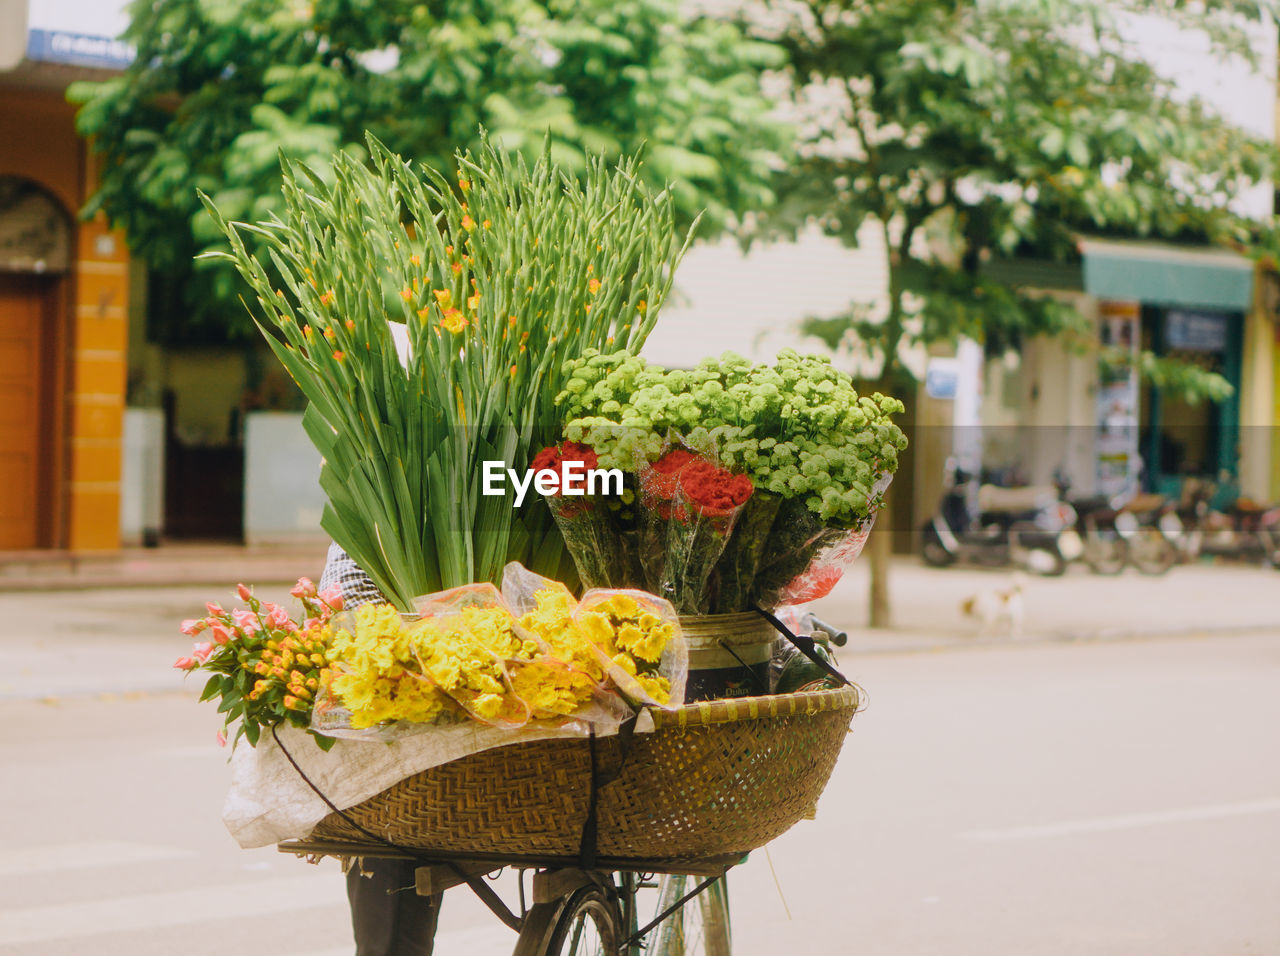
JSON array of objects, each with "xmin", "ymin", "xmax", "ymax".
[{"xmin": 439, "ymin": 309, "xmax": 469, "ymax": 334}]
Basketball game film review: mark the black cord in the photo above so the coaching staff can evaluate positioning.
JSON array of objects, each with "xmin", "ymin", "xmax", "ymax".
[
  {"xmin": 752, "ymin": 605, "xmax": 852, "ymax": 687},
  {"xmin": 716, "ymin": 639, "xmax": 769, "ymax": 694}
]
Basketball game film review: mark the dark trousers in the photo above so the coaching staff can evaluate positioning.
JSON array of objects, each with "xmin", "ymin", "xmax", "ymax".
[{"xmin": 347, "ymin": 859, "xmax": 443, "ymax": 956}]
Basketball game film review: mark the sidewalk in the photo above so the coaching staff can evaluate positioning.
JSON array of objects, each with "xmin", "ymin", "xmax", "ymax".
[
  {"xmin": 0, "ymin": 540, "xmax": 333, "ymax": 592},
  {"xmin": 0, "ymin": 547, "xmax": 1276, "ymax": 701}
]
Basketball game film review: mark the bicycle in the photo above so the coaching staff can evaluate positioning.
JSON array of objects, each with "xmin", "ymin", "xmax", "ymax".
[{"xmin": 277, "ymin": 686, "xmax": 858, "ymax": 955}]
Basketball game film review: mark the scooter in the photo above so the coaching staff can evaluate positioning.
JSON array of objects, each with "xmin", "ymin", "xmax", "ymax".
[
  {"xmin": 1177, "ymin": 476, "xmax": 1280, "ymax": 568},
  {"xmin": 1062, "ymin": 480, "xmax": 1180, "ymax": 576},
  {"xmin": 921, "ymin": 462, "xmax": 1083, "ymax": 576}
]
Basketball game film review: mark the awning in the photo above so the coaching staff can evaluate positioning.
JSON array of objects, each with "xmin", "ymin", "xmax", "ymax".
[{"xmin": 1079, "ymin": 238, "xmax": 1255, "ymax": 312}]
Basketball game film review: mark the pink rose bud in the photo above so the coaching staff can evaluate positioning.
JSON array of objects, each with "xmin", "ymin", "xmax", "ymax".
[
  {"xmin": 173, "ymin": 656, "xmax": 197, "ymax": 671},
  {"xmin": 319, "ymin": 586, "xmax": 344, "ymax": 610},
  {"xmin": 206, "ymin": 602, "xmax": 224, "ymax": 617},
  {"xmin": 265, "ymin": 604, "xmax": 291, "ymax": 629},
  {"xmin": 215, "ymin": 729, "xmax": 227, "ymax": 748},
  {"xmin": 290, "ymin": 577, "xmax": 317, "ymax": 599},
  {"xmin": 193, "ymin": 641, "xmax": 214, "ymax": 663},
  {"xmin": 237, "ymin": 583, "xmax": 253, "ymax": 601},
  {"xmin": 209, "ymin": 623, "xmax": 232, "ymax": 645},
  {"xmin": 231, "ymin": 609, "xmax": 260, "ymax": 634},
  {"xmin": 179, "ymin": 618, "xmax": 206, "ymax": 636}
]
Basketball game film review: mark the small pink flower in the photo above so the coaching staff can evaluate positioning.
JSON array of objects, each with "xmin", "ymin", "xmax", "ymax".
[
  {"xmin": 237, "ymin": 583, "xmax": 253, "ymax": 601},
  {"xmin": 173, "ymin": 656, "xmax": 197, "ymax": 671},
  {"xmin": 319, "ymin": 586, "xmax": 344, "ymax": 610},
  {"xmin": 290, "ymin": 577, "xmax": 317, "ymax": 599},
  {"xmin": 193, "ymin": 641, "xmax": 214, "ymax": 663},
  {"xmin": 231, "ymin": 609, "xmax": 260, "ymax": 634},
  {"xmin": 179, "ymin": 619, "xmax": 206, "ymax": 636},
  {"xmin": 265, "ymin": 604, "xmax": 292, "ymax": 630},
  {"xmin": 209, "ymin": 623, "xmax": 232, "ymax": 645},
  {"xmin": 215, "ymin": 729, "xmax": 227, "ymax": 748},
  {"xmin": 304, "ymin": 617, "xmax": 321, "ymax": 631},
  {"xmin": 206, "ymin": 602, "xmax": 225, "ymax": 617}
]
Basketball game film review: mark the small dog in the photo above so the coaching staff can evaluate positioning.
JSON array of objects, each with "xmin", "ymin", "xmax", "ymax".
[{"xmin": 960, "ymin": 572, "xmax": 1026, "ymax": 638}]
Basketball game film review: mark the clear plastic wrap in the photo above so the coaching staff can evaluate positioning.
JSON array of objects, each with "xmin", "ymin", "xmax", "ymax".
[
  {"xmin": 573, "ymin": 588, "xmax": 688, "ymax": 707},
  {"xmin": 775, "ymin": 520, "xmax": 874, "ymax": 606},
  {"xmin": 312, "ymin": 573, "xmax": 640, "ymax": 741},
  {"xmin": 754, "ymin": 472, "xmax": 893, "ymax": 611},
  {"xmin": 500, "ymin": 562, "xmax": 634, "ymax": 727},
  {"xmin": 636, "ymin": 447, "xmax": 753, "ymax": 615},
  {"xmin": 534, "ymin": 442, "xmax": 643, "ymax": 589}
]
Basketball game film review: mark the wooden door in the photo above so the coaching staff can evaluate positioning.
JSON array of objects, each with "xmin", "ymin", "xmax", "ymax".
[{"xmin": 0, "ymin": 274, "xmax": 48, "ymax": 549}]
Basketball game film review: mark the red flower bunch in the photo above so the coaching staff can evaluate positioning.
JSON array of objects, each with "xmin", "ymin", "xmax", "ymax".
[
  {"xmin": 640, "ymin": 448, "xmax": 699, "ymax": 503},
  {"xmin": 530, "ymin": 441, "xmax": 600, "ymax": 495},
  {"xmin": 679, "ymin": 459, "xmax": 754, "ymax": 517}
]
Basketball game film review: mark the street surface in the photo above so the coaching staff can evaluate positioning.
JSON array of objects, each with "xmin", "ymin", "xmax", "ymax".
[{"xmin": 2, "ymin": 562, "xmax": 1278, "ymax": 954}]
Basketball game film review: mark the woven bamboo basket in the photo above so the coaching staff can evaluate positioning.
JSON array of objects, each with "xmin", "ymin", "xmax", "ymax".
[{"xmin": 306, "ymin": 686, "xmax": 859, "ymax": 866}]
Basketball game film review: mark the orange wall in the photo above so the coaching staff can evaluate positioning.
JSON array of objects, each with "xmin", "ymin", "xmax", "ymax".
[{"xmin": 0, "ymin": 87, "xmax": 129, "ymax": 551}]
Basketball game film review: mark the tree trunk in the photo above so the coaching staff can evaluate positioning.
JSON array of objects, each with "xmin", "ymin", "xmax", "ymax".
[{"xmin": 868, "ymin": 484, "xmax": 892, "ymax": 628}]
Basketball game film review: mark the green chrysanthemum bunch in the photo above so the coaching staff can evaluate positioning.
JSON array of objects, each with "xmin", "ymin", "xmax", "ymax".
[{"xmin": 557, "ymin": 349, "xmax": 906, "ymax": 527}]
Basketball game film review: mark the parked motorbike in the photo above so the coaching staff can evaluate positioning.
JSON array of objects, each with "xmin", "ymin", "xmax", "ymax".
[
  {"xmin": 1114, "ymin": 493, "xmax": 1182, "ymax": 575},
  {"xmin": 921, "ymin": 463, "xmax": 1083, "ymax": 576},
  {"xmin": 1176, "ymin": 477, "xmax": 1280, "ymax": 568},
  {"xmin": 1060, "ymin": 475, "xmax": 1180, "ymax": 576}
]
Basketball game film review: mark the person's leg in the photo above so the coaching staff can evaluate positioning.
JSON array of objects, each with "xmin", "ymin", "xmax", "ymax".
[{"xmin": 347, "ymin": 859, "xmax": 442, "ymax": 956}]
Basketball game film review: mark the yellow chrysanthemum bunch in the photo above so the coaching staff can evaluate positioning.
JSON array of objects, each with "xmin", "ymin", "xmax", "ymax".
[
  {"xmin": 576, "ymin": 592, "xmax": 675, "ymax": 704},
  {"xmin": 517, "ymin": 586, "xmax": 606, "ymax": 682},
  {"xmin": 327, "ymin": 584, "xmax": 678, "ymax": 730},
  {"xmin": 329, "ymin": 604, "xmax": 456, "ymax": 728},
  {"xmin": 410, "ymin": 606, "xmax": 534, "ymax": 725}
]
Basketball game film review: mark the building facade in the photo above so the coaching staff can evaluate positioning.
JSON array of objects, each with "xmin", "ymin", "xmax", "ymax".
[{"xmin": 0, "ymin": 0, "xmax": 133, "ymax": 551}]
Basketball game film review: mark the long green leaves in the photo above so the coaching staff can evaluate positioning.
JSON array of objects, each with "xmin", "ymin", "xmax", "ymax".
[{"xmin": 201, "ymin": 134, "xmax": 695, "ymax": 609}]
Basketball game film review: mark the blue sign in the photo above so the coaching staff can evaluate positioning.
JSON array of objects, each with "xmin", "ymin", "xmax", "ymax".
[
  {"xmin": 925, "ymin": 359, "xmax": 959, "ymax": 400},
  {"xmin": 26, "ymin": 29, "xmax": 134, "ymax": 70},
  {"xmin": 1165, "ymin": 310, "xmax": 1228, "ymax": 352}
]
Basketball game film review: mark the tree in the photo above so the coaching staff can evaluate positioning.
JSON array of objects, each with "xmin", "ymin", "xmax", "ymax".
[
  {"xmin": 71, "ymin": 0, "xmax": 789, "ymax": 340},
  {"xmin": 751, "ymin": 0, "xmax": 1278, "ymax": 625}
]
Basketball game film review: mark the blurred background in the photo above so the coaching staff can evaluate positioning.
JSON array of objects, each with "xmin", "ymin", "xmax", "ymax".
[{"xmin": 1, "ymin": 1, "xmax": 1278, "ymax": 953}]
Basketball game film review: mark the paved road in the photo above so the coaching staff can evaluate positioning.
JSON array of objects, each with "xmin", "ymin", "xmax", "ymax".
[
  {"xmin": 3, "ymin": 623, "xmax": 1277, "ymax": 954},
  {"xmin": 4, "ymin": 560, "xmax": 1278, "ymax": 701}
]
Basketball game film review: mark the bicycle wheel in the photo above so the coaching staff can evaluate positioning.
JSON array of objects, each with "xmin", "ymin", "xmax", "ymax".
[
  {"xmin": 543, "ymin": 884, "xmax": 624, "ymax": 956},
  {"xmin": 1084, "ymin": 533, "xmax": 1127, "ymax": 575},
  {"xmin": 515, "ymin": 882, "xmax": 622, "ymax": 956},
  {"xmin": 1128, "ymin": 528, "xmax": 1176, "ymax": 576},
  {"xmin": 645, "ymin": 874, "xmax": 731, "ymax": 956}
]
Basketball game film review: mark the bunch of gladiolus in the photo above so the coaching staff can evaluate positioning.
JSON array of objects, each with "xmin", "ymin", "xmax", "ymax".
[{"xmin": 174, "ymin": 578, "xmax": 343, "ymax": 750}]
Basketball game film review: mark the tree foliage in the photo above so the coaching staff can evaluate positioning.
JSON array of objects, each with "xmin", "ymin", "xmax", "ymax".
[
  {"xmin": 753, "ymin": 0, "xmax": 1278, "ymax": 380},
  {"xmin": 72, "ymin": 0, "xmax": 789, "ymax": 339}
]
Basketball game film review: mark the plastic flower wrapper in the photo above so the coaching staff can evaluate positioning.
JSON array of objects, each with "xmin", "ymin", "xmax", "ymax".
[
  {"xmin": 533, "ymin": 441, "xmax": 642, "ymax": 589},
  {"xmin": 501, "ymin": 562, "xmax": 636, "ymax": 728},
  {"xmin": 709, "ymin": 490, "xmax": 783, "ymax": 613},
  {"xmin": 636, "ymin": 445, "xmax": 701, "ymax": 594},
  {"xmin": 661, "ymin": 458, "xmax": 754, "ymax": 614},
  {"xmin": 753, "ymin": 471, "xmax": 893, "ymax": 610},
  {"xmin": 573, "ymin": 589, "xmax": 688, "ymax": 707},
  {"xmin": 311, "ymin": 602, "xmax": 466, "ymax": 740},
  {"xmin": 408, "ymin": 583, "xmax": 537, "ymax": 729}
]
